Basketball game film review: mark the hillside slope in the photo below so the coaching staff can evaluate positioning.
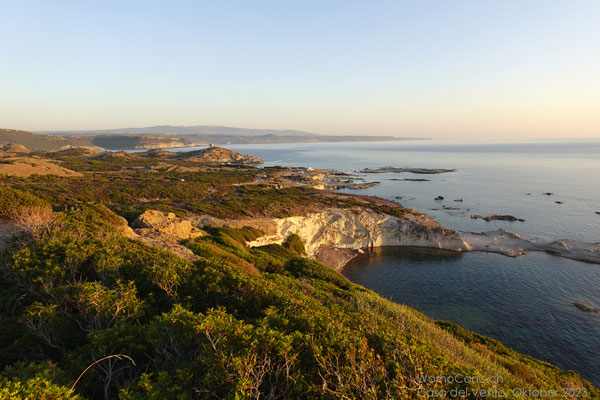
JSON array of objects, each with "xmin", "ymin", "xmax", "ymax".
[
  {"xmin": 0, "ymin": 129, "xmax": 94, "ymax": 151},
  {"xmin": 0, "ymin": 187, "xmax": 596, "ymax": 399}
]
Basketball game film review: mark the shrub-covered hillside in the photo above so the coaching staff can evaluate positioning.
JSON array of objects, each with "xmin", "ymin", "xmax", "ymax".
[{"xmin": 0, "ymin": 191, "xmax": 597, "ymax": 399}]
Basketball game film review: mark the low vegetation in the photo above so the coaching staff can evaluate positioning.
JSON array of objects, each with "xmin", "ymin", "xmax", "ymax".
[
  {"xmin": 0, "ymin": 187, "xmax": 55, "ymax": 233},
  {"xmin": 0, "ymin": 194, "xmax": 596, "ymax": 398},
  {"xmin": 2, "ymin": 159, "xmax": 408, "ymax": 219}
]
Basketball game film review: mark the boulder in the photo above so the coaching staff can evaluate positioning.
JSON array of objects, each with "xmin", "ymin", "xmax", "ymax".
[{"xmin": 132, "ymin": 210, "xmax": 202, "ymax": 240}]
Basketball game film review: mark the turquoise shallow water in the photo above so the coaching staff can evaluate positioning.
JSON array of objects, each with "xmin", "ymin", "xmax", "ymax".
[{"xmin": 176, "ymin": 140, "xmax": 600, "ymax": 385}]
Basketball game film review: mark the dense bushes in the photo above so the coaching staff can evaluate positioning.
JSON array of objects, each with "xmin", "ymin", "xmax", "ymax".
[
  {"xmin": 0, "ymin": 187, "xmax": 50, "ymax": 217},
  {"xmin": 0, "ymin": 205, "xmax": 597, "ymax": 399},
  {"xmin": 0, "ymin": 362, "xmax": 79, "ymax": 399},
  {"xmin": 2, "ymin": 169, "xmax": 410, "ymax": 221},
  {"xmin": 284, "ymin": 257, "xmax": 354, "ymax": 290},
  {"xmin": 282, "ymin": 233, "xmax": 305, "ymax": 254}
]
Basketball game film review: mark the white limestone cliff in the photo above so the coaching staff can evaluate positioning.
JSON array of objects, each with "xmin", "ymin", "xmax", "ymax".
[{"xmin": 245, "ymin": 208, "xmax": 469, "ymax": 256}]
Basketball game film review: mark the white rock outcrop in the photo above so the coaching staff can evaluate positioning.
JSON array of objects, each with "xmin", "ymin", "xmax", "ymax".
[
  {"xmin": 245, "ymin": 208, "xmax": 470, "ymax": 256},
  {"xmin": 193, "ymin": 209, "xmax": 600, "ymax": 268},
  {"xmin": 462, "ymin": 229, "xmax": 600, "ymax": 264}
]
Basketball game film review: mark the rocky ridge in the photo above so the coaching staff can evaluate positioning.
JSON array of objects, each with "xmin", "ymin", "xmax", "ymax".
[
  {"xmin": 175, "ymin": 146, "xmax": 263, "ymax": 164},
  {"xmin": 130, "ymin": 210, "xmax": 204, "ymax": 260}
]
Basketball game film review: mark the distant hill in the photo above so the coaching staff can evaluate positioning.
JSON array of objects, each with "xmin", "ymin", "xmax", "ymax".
[
  {"xmin": 40, "ymin": 125, "xmax": 425, "ymax": 142},
  {"xmin": 2, "ymin": 126, "xmax": 427, "ymax": 152},
  {"xmin": 0, "ymin": 129, "xmax": 94, "ymax": 151},
  {"xmin": 40, "ymin": 125, "xmax": 321, "ymax": 137}
]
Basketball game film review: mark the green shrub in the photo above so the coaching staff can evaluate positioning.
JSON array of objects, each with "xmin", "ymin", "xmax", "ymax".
[
  {"xmin": 0, "ymin": 362, "xmax": 79, "ymax": 399},
  {"xmin": 0, "ymin": 198, "xmax": 597, "ymax": 399},
  {"xmin": 284, "ymin": 257, "xmax": 352, "ymax": 290},
  {"xmin": 282, "ymin": 233, "xmax": 305, "ymax": 254},
  {"xmin": 0, "ymin": 187, "xmax": 50, "ymax": 218}
]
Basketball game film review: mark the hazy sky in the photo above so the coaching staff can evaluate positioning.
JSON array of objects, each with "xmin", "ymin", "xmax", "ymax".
[{"xmin": 2, "ymin": 0, "xmax": 599, "ymax": 139}]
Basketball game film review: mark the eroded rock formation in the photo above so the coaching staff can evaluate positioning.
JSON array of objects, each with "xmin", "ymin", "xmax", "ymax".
[{"xmin": 131, "ymin": 210, "xmax": 203, "ymax": 260}]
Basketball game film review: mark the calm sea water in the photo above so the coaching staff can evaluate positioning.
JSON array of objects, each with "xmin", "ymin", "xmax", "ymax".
[{"xmin": 179, "ymin": 140, "xmax": 600, "ymax": 385}]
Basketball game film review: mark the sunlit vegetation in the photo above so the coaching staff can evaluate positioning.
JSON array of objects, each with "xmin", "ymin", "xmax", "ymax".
[
  {"xmin": 0, "ymin": 197, "xmax": 596, "ymax": 398},
  {"xmin": 1, "ymin": 162, "xmax": 409, "ymax": 220}
]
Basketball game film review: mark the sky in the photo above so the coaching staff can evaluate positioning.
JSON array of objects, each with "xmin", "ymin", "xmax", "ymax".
[{"xmin": 1, "ymin": 0, "xmax": 599, "ymax": 139}]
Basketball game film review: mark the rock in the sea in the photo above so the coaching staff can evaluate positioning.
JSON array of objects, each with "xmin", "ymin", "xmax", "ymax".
[
  {"xmin": 395, "ymin": 195, "xmax": 403, "ymax": 199},
  {"xmin": 435, "ymin": 196, "xmax": 444, "ymax": 201},
  {"xmin": 361, "ymin": 167, "xmax": 455, "ymax": 174},
  {"xmin": 471, "ymin": 214, "xmax": 482, "ymax": 219},
  {"xmin": 462, "ymin": 229, "xmax": 526, "ymax": 257},
  {"xmin": 389, "ymin": 178, "xmax": 430, "ymax": 182},
  {"xmin": 454, "ymin": 199, "xmax": 463, "ymax": 202},
  {"xmin": 596, "ymin": 212, "xmax": 600, "ymax": 215},
  {"xmin": 543, "ymin": 192, "xmax": 554, "ymax": 196},
  {"xmin": 555, "ymin": 201, "xmax": 563, "ymax": 204},
  {"xmin": 573, "ymin": 301, "xmax": 599, "ymax": 313},
  {"xmin": 483, "ymin": 214, "xmax": 525, "ymax": 222}
]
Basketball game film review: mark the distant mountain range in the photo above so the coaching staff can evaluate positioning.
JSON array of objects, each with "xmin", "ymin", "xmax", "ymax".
[
  {"xmin": 1, "ymin": 126, "xmax": 428, "ymax": 151},
  {"xmin": 39, "ymin": 125, "xmax": 320, "ymax": 137}
]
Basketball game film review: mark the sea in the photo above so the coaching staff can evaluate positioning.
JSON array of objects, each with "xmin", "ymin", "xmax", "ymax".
[{"xmin": 177, "ymin": 140, "xmax": 600, "ymax": 385}]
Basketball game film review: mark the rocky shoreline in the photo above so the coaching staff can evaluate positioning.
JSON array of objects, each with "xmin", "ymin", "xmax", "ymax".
[
  {"xmin": 126, "ymin": 206, "xmax": 600, "ymax": 271},
  {"xmin": 3, "ymin": 201, "xmax": 599, "ymax": 272},
  {"xmin": 99, "ymin": 204, "xmax": 600, "ymax": 271}
]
